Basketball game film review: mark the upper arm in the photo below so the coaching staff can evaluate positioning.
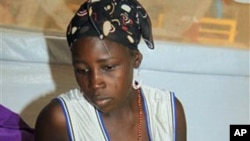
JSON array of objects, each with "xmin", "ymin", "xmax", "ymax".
[
  {"xmin": 35, "ymin": 99, "xmax": 69, "ymax": 141},
  {"xmin": 175, "ymin": 97, "xmax": 187, "ymax": 141}
]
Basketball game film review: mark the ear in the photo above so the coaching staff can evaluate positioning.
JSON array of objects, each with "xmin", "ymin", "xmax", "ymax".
[{"xmin": 133, "ymin": 51, "xmax": 143, "ymax": 68}]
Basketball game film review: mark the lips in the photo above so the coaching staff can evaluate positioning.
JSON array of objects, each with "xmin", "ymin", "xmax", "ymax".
[
  {"xmin": 85, "ymin": 91, "xmax": 112, "ymax": 108},
  {"xmin": 92, "ymin": 96, "xmax": 112, "ymax": 107},
  {"xmin": 95, "ymin": 98, "xmax": 111, "ymax": 107}
]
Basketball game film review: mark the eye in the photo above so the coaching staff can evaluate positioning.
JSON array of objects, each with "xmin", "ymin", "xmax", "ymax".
[
  {"xmin": 102, "ymin": 65, "xmax": 116, "ymax": 71},
  {"xmin": 75, "ymin": 68, "xmax": 89, "ymax": 74}
]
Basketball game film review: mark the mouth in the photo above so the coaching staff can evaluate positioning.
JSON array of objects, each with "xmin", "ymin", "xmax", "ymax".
[{"xmin": 93, "ymin": 97, "xmax": 112, "ymax": 107}]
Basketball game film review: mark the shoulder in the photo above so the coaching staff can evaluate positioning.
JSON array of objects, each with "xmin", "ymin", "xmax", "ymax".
[
  {"xmin": 141, "ymin": 85, "xmax": 167, "ymax": 94},
  {"xmin": 141, "ymin": 85, "xmax": 172, "ymax": 100},
  {"xmin": 141, "ymin": 85, "xmax": 186, "ymax": 140},
  {"xmin": 174, "ymin": 97, "xmax": 187, "ymax": 141},
  {"xmin": 35, "ymin": 99, "xmax": 69, "ymax": 141},
  {"xmin": 58, "ymin": 88, "xmax": 83, "ymax": 101}
]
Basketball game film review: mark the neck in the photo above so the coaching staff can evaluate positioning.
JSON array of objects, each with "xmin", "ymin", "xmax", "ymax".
[
  {"xmin": 99, "ymin": 88, "xmax": 145, "ymax": 141},
  {"xmin": 101, "ymin": 88, "xmax": 138, "ymax": 120}
]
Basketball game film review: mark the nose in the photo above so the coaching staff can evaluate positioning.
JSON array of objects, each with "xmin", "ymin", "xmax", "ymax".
[{"xmin": 89, "ymin": 70, "xmax": 104, "ymax": 90}]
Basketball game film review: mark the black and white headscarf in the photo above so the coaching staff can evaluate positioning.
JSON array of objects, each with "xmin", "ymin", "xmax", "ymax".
[{"xmin": 66, "ymin": 0, "xmax": 154, "ymax": 50}]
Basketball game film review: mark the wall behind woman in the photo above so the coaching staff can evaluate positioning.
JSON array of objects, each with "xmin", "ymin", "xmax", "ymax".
[{"xmin": 138, "ymin": 41, "xmax": 249, "ymax": 141}]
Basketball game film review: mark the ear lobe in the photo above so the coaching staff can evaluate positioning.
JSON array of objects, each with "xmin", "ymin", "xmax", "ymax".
[{"xmin": 134, "ymin": 52, "xmax": 143, "ymax": 68}]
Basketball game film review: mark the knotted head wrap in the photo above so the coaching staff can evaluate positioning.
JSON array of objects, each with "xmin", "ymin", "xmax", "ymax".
[{"xmin": 66, "ymin": 0, "xmax": 154, "ymax": 50}]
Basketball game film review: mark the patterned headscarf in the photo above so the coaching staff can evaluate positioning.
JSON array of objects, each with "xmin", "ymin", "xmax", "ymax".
[{"xmin": 66, "ymin": 0, "xmax": 154, "ymax": 50}]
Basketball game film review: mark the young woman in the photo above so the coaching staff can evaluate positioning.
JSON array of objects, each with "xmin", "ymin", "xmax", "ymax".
[{"xmin": 35, "ymin": 0, "xmax": 186, "ymax": 141}]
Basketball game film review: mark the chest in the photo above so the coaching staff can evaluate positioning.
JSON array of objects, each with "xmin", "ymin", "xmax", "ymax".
[
  {"xmin": 104, "ymin": 117, "xmax": 150, "ymax": 141},
  {"xmin": 61, "ymin": 87, "xmax": 174, "ymax": 141}
]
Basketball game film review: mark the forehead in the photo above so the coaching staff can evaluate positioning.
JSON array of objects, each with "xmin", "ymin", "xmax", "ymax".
[{"xmin": 71, "ymin": 36, "xmax": 131, "ymax": 61}]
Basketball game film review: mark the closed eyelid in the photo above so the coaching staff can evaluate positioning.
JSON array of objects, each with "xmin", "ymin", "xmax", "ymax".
[
  {"xmin": 101, "ymin": 65, "xmax": 117, "ymax": 70},
  {"xmin": 73, "ymin": 62, "xmax": 89, "ymax": 71}
]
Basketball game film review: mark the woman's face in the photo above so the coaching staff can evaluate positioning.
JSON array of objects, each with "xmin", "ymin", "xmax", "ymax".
[{"xmin": 71, "ymin": 36, "xmax": 141, "ymax": 113}]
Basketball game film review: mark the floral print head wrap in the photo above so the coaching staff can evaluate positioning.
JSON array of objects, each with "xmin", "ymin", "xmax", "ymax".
[{"xmin": 66, "ymin": 0, "xmax": 154, "ymax": 50}]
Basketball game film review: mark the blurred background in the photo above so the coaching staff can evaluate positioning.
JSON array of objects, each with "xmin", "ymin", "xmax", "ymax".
[{"xmin": 1, "ymin": 0, "xmax": 249, "ymax": 49}]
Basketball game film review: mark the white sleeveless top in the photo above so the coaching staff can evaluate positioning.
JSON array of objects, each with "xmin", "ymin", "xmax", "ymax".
[{"xmin": 57, "ymin": 85, "xmax": 176, "ymax": 141}]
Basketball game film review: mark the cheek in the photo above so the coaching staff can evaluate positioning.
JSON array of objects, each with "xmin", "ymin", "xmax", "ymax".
[
  {"xmin": 74, "ymin": 73, "xmax": 89, "ymax": 90},
  {"xmin": 113, "ymin": 64, "xmax": 134, "ymax": 88}
]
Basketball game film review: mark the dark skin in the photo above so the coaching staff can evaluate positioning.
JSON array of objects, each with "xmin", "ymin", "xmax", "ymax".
[{"xmin": 35, "ymin": 36, "xmax": 186, "ymax": 141}]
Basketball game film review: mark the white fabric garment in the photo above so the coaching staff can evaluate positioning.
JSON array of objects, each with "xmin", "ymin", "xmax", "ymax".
[{"xmin": 57, "ymin": 85, "xmax": 176, "ymax": 141}]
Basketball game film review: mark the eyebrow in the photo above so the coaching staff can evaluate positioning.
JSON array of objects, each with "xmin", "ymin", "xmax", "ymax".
[{"xmin": 73, "ymin": 56, "xmax": 116, "ymax": 64}]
